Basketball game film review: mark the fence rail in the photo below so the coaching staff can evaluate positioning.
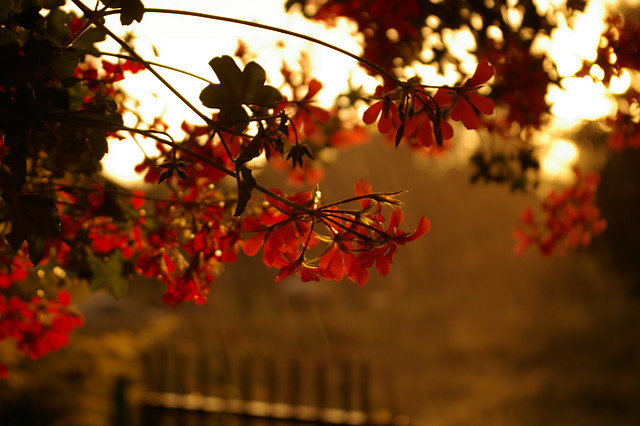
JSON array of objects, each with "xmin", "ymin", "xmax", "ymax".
[
  {"xmin": 142, "ymin": 391, "xmax": 369, "ymax": 424},
  {"xmin": 133, "ymin": 346, "xmax": 403, "ymax": 426}
]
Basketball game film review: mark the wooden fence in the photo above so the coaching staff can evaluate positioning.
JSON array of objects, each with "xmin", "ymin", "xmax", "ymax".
[{"xmin": 129, "ymin": 345, "xmax": 404, "ymax": 426}]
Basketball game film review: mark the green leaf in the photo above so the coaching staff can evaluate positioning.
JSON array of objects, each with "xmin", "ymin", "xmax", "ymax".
[
  {"xmin": 210, "ymin": 55, "xmax": 243, "ymax": 90},
  {"xmin": 44, "ymin": 8, "xmax": 72, "ymax": 46},
  {"xmin": 87, "ymin": 249, "xmax": 129, "ymax": 299},
  {"xmin": 5, "ymin": 195, "xmax": 61, "ymax": 264},
  {"xmin": 87, "ymin": 126, "xmax": 109, "ymax": 160}
]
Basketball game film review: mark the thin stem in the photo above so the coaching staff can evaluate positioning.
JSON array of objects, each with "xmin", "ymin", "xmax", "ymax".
[
  {"xmin": 319, "ymin": 214, "xmax": 371, "ymax": 244},
  {"xmin": 70, "ymin": 0, "xmax": 215, "ymax": 126},
  {"xmin": 132, "ymin": 128, "xmax": 313, "ymax": 214},
  {"xmin": 47, "ymin": 183, "xmax": 231, "ymax": 206},
  {"xmin": 76, "ymin": 48, "xmax": 217, "ymax": 85},
  {"xmin": 43, "ymin": 20, "xmax": 94, "ymax": 70},
  {"xmin": 294, "ymin": 221, "xmax": 316, "ymax": 263},
  {"xmin": 67, "ymin": 1, "xmax": 329, "ymax": 216},
  {"xmin": 323, "ymin": 210, "xmax": 390, "ymax": 238},
  {"xmin": 319, "ymin": 192, "xmax": 404, "ymax": 210},
  {"xmin": 101, "ymin": 8, "xmax": 405, "ymax": 86},
  {"xmin": 216, "ymin": 131, "xmax": 235, "ymax": 164}
]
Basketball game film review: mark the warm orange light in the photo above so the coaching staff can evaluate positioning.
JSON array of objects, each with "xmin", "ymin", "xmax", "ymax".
[
  {"xmin": 93, "ymin": 0, "xmax": 619, "ymax": 184},
  {"xmin": 539, "ymin": 137, "xmax": 580, "ymax": 181}
]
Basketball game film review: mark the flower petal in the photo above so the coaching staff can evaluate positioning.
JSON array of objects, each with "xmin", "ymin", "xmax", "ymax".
[{"xmin": 467, "ymin": 60, "xmax": 495, "ymax": 88}]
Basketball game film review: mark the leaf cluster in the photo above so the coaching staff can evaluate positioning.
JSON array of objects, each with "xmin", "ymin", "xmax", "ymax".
[
  {"xmin": 0, "ymin": 3, "xmax": 122, "ymax": 264},
  {"xmin": 470, "ymin": 146, "xmax": 540, "ymax": 192}
]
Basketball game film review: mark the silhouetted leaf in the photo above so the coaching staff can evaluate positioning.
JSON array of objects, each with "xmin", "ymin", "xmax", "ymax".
[
  {"xmin": 41, "ymin": 0, "xmax": 65, "ymax": 9},
  {"xmin": 433, "ymin": 106, "xmax": 444, "ymax": 147},
  {"xmin": 5, "ymin": 195, "xmax": 61, "ymax": 264},
  {"xmin": 286, "ymin": 143, "xmax": 314, "ymax": 169},
  {"xmin": 234, "ymin": 166, "xmax": 256, "ymax": 216},
  {"xmin": 2, "ymin": 153, "xmax": 26, "ymax": 193},
  {"xmin": 200, "ymin": 55, "xmax": 282, "ymax": 128},
  {"xmin": 235, "ymin": 132, "xmax": 264, "ymax": 166},
  {"xmin": 15, "ymin": 5, "xmax": 42, "ymax": 30},
  {"xmin": 101, "ymin": 0, "xmax": 145, "ymax": 26},
  {"xmin": 395, "ymin": 121, "xmax": 405, "ymax": 147}
]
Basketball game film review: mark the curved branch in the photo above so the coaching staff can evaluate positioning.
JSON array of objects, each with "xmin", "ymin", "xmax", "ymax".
[
  {"xmin": 76, "ymin": 48, "xmax": 217, "ymax": 85},
  {"xmin": 69, "ymin": 0, "xmax": 216, "ymax": 127}
]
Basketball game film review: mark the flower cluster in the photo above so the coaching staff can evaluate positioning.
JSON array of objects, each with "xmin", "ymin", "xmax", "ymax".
[
  {"xmin": 73, "ymin": 59, "xmax": 145, "ymax": 106},
  {"xmin": 603, "ymin": 87, "xmax": 640, "ymax": 152},
  {"xmin": 242, "ymin": 180, "xmax": 430, "ymax": 285},
  {"xmin": 363, "ymin": 61, "xmax": 495, "ymax": 149},
  {"xmin": 478, "ymin": 39, "xmax": 552, "ymax": 133},
  {"xmin": 0, "ymin": 0, "xmax": 620, "ymax": 380},
  {"xmin": 0, "ymin": 288, "xmax": 82, "ymax": 377},
  {"xmin": 513, "ymin": 169, "xmax": 607, "ymax": 256},
  {"xmin": 134, "ymin": 195, "xmax": 242, "ymax": 307},
  {"xmin": 0, "ymin": 256, "xmax": 28, "ymax": 290}
]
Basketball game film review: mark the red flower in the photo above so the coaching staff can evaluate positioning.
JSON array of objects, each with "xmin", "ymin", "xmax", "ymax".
[
  {"xmin": 435, "ymin": 61, "xmax": 495, "ymax": 130},
  {"xmin": 282, "ymin": 79, "xmax": 331, "ymax": 138},
  {"xmin": 606, "ymin": 98, "xmax": 640, "ymax": 151},
  {"xmin": 513, "ymin": 169, "xmax": 607, "ymax": 256},
  {"xmin": 362, "ymin": 90, "xmax": 399, "ymax": 134},
  {"xmin": 0, "ymin": 290, "xmax": 82, "ymax": 374},
  {"xmin": 121, "ymin": 60, "xmax": 146, "ymax": 74},
  {"xmin": 0, "ymin": 256, "xmax": 29, "ymax": 289},
  {"xmin": 69, "ymin": 17, "xmax": 87, "ymax": 35},
  {"xmin": 240, "ymin": 181, "xmax": 430, "ymax": 286},
  {"xmin": 402, "ymin": 112, "xmax": 454, "ymax": 148}
]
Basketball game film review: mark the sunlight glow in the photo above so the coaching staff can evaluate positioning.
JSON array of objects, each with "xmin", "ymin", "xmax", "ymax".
[
  {"xmin": 539, "ymin": 137, "xmax": 580, "ymax": 181},
  {"xmin": 547, "ymin": 77, "xmax": 616, "ymax": 128},
  {"xmin": 610, "ymin": 69, "xmax": 633, "ymax": 94},
  {"xmin": 546, "ymin": 0, "xmax": 606, "ymax": 77},
  {"xmin": 92, "ymin": 0, "xmax": 371, "ymax": 184},
  {"xmin": 101, "ymin": 135, "xmax": 147, "ymax": 184},
  {"xmin": 542, "ymin": 0, "xmax": 618, "ymax": 133},
  {"xmin": 92, "ymin": 0, "xmax": 620, "ymax": 185}
]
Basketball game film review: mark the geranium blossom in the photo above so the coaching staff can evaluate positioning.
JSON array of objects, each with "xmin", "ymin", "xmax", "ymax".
[
  {"xmin": 240, "ymin": 180, "xmax": 430, "ymax": 286},
  {"xmin": 362, "ymin": 61, "xmax": 494, "ymax": 149},
  {"xmin": 434, "ymin": 60, "xmax": 495, "ymax": 130},
  {"xmin": 513, "ymin": 169, "xmax": 607, "ymax": 256}
]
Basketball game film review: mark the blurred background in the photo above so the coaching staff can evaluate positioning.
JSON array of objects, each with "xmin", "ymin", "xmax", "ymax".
[
  {"xmin": 1, "ymin": 0, "xmax": 640, "ymax": 425},
  {"xmin": 2, "ymin": 138, "xmax": 639, "ymax": 426}
]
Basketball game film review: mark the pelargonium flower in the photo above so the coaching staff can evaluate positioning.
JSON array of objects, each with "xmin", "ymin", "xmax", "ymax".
[{"xmin": 434, "ymin": 60, "xmax": 495, "ymax": 130}]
